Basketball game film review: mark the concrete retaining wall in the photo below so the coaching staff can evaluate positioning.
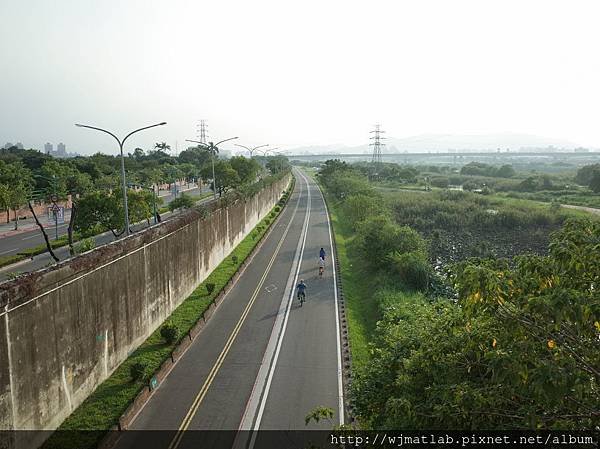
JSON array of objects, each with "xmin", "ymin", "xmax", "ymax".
[{"xmin": 0, "ymin": 175, "xmax": 290, "ymax": 436}]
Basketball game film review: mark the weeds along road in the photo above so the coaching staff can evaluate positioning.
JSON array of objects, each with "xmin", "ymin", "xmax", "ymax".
[{"xmin": 114, "ymin": 169, "xmax": 344, "ymax": 449}]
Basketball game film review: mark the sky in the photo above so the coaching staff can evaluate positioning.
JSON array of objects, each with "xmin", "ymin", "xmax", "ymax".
[{"xmin": 1, "ymin": 0, "xmax": 600, "ymax": 155}]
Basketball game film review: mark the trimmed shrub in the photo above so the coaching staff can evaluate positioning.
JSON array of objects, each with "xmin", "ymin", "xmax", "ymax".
[
  {"xmin": 205, "ymin": 283, "xmax": 215, "ymax": 295},
  {"xmin": 130, "ymin": 362, "xmax": 147, "ymax": 382},
  {"xmin": 231, "ymin": 255, "xmax": 238, "ymax": 265},
  {"xmin": 160, "ymin": 322, "xmax": 179, "ymax": 344}
]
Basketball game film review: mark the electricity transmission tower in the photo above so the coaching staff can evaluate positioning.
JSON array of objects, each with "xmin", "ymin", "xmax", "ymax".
[
  {"xmin": 196, "ymin": 120, "xmax": 208, "ymax": 144},
  {"xmin": 370, "ymin": 124, "xmax": 385, "ymax": 165}
]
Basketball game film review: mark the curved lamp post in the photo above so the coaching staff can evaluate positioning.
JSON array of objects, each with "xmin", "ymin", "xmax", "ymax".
[
  {"xmin": 186, "ymin": 137, "xmax": 238, "ymax": 199},
  {"xmin": 75, "ymin": 121, "xmax": 167, "ymax": 236},
  {"xmin": 256, "ymin": 146, "xmax": 279, "ymax": 157},
  {"xmin": 234, "ymin": 143, "xmax": 268, "ymax": 158}
]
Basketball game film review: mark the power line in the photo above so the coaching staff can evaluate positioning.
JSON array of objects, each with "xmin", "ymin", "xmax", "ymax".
[
  {"xmin": 369, "ymin": 124, "xmax": 385, "ymax": 165},
  {"xmin": 196, "ymin": 120, "xmax": 208, "ymax": 145}
]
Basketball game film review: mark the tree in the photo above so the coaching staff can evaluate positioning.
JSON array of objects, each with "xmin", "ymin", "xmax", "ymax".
[
  {"xmin": 0, "ymin": 184, "xmax": 9, "ymax": 223},
  {"xmin": 341, "ymin": 193, "xmax": 388, "ymax": 230},
  {"xmin": 354, "ymin": 219, "xmax": 599, "ymax": 430},
  {"xmin": 168, "ymin": 193, "xmax": 195, "ymax": 212},
  {"xmin": 588, "ymin": 169, "xmax": 600, "ymax": 193},
  {"xmin": 161, "ymin": 164, "xmax": 183, "ymax": 189},
  {"xmin": 265, "ymin": 156, "xmax": 290, "ymax": 175},
  {"xmin": 355, "ymin": 215, "xmax": 426, "ymax": 269},
  {"xmin": 178, "ymin": 146, "xmax": 212, "ymax": 168},
  {"xmin": 575, "ymin": 163, "xmax": 600, "ymax": 186},
  {"xmin": 74, "ymin": 191, "xmax": 122, "ymax": 237},
  {"xmin": 132, "ymin": 148, "xmax": 145, "ymax": 160},
  {"xmin": 229, "ymin": 156, "xmax": 261, "ymax": 184},
  {"xmin": 518, "ymin": 176, "xmax": 537, "ymax": 192},
  {"xmin": 200, "ymin": 160, "xmax": 240, "ymax": 196},
  {"xmin": 154, "ymin": 142, "xmax": 171, "ymax": 153},
  {"xmin": 319, "ymin": 159, "xmax": 351, "ymax": 178},
  {"xmin": 177, "ymin": 163, "xmax": 199, "ymax": 185},
  {"xmin": 0, "ymin": 161, "xmax": 33, "ymax": 229},
  {"xmin": 496, "ymin": 164, "xmax": 516, "ymax": 178}
]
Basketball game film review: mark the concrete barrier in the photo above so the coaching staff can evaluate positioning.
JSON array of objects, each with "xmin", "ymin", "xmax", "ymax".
[{"xmin": 0, "ymin": 175, "xmax": 290, "ymax": 442}]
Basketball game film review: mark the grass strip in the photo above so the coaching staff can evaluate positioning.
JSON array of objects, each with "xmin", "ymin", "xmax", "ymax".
[
  {"xmin": 43, "ymin": 180, "xmax": 293, "ymax": 449},
  {"xmin": 320, "ymin": 185, "xmax": 378, "ymax": 370},
  {"xmin": 0, "ymin": 235, "xmax": 74, "ymax": 269}
]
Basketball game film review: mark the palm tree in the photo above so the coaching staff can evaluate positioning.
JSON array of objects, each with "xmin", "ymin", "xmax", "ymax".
[{"xmin": 154, "ymin": 142, "xmax": 171, "ymax": 153}]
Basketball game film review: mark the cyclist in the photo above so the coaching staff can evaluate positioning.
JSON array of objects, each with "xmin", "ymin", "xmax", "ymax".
[
  {"xmin": 296, "ymin": 279, "xmax": 307, "ymax": 302},
  {"xmin": 319, "ymin": 247, "xmax": 326, "ymax": 260},
  {"xmin": 318, "ymin": 256, "xmax": 325, "ymax": 277}
]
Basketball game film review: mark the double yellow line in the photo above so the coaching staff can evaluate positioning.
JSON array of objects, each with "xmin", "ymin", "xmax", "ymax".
[{"xmin": 168, "ymin": 187, "xmax": 301, "ymax": 449}]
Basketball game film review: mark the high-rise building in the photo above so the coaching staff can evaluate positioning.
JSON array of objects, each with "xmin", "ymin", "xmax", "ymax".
[
  {"xmin": 15, "ymin": 142, "xmax": 24, "ymax": 149},
  {"xmin": 3, "ymin": 142, "xmax": 13, "ymax": 149},
  {"xmin": 44, "ymin": 142, "xmax": 53, "ymax": 153},
  {"xmin": 57, "ymin": 143, "xmax": 66, "ymax": 155}
]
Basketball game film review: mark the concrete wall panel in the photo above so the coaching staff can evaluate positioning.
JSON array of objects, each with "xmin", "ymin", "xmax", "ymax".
[{"xmin": 0, "ymin": 175, "xmax": 289, "ymax": 436}]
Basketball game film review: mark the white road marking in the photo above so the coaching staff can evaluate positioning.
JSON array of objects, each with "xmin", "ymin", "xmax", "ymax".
[
  {"xmin": 0, "ymin": 248, "xmax": 17, "ymax": 255},
  {"xmin": 236, "ymin": 169, "xmax": 318, "ymax": 448}
]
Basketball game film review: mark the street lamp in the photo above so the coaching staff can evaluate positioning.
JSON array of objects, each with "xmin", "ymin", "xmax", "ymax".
[
  {"xmin": 234, "ymin": 143, "xmax": 268, "ymax": 158},
  {"xmin": 256, "ymin": 147, "xmax": 279, "ymax": 157},
  {"xmin": 75, "ymin": 121, "xmax": 167, "ymax": 236},
  {"xmin": 186, "ymin": 137, "xmax": 238, "ymax": 200}
]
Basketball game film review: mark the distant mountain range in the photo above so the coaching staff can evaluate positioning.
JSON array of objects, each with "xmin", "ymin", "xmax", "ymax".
[{"xmin": 286, "ymin": 133, "xmax": 586, "ymax": 154}]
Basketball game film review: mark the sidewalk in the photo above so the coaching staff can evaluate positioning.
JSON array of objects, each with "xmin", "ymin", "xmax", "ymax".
[{"xmin": 156, "ymin": 183, "xmax": 202, "ymax": 198}]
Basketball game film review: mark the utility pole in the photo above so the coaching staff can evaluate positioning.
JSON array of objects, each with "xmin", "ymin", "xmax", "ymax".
[{"xmin": 369, "ymin": 124, "xmax": 385, "ymax": 179}]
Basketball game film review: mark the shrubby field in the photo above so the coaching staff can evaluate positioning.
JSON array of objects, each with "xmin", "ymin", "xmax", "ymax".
[{"xmin": 318, "ymin": 159, "xmax": 599, "ymax": 430}]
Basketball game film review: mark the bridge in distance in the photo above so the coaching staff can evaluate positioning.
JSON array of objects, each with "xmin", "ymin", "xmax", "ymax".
[{"xmin": 286, "ymin": 151, "xmax": 600, "ymax": 162}]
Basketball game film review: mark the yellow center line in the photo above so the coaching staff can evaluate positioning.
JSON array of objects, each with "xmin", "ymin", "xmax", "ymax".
[{"xmin": 168, "ymin": 183, "xmax": 304, "ymax": 449}]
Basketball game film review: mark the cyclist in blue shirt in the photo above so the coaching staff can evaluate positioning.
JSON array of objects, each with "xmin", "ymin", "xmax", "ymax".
[
  {"xmin": 296, "ymin": 279, "xmax": 307, "ymax": 301},
  {"xmin": 319, "ymin": 247, "xmax": 326, "ymax": 260}
]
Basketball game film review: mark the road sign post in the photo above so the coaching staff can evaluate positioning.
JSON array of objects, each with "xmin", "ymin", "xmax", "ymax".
[{"xmin": 48, "ymin": 204, "xmax": 64, "ymax": 240}]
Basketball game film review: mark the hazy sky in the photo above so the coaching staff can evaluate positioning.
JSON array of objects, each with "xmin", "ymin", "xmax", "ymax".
[{"xmin": 1, "ymin": 0, "xmax": 599, "ymax": 155}]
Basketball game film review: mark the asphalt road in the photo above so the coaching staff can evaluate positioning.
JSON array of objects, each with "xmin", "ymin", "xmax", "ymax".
[
  {"xmin": 114, "ymin": 169, "xmax": 343, "ymax": 449},
  {"xmin": 0, "ymin": 186, "xmax": 205, "ymax": 256},
  {"xmin": 0, "ymin": 190, "xmax": 212, "ymax": 282}
]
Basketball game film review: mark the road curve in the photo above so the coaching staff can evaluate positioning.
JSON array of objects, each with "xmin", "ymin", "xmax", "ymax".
[{"xmin": 114, "ymin": 169, "xmax": 343, "ymax": 449}]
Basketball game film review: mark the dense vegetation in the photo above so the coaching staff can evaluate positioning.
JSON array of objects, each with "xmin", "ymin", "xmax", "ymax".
[
  {"xmin": 319, "ymin": 159, "xmax": 599, "ymax": 430},
  {"xmin": 344, "ymin": 159, "xmax": 600, "ymax": 208},
  {"xmin": 0, "ymin": 144, "xmax": 290, "ymax": 253}
]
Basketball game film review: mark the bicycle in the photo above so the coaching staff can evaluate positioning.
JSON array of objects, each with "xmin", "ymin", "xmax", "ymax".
[{"xmin": 297, "ymin": 290, "xmax": 306, "ymax": 307}]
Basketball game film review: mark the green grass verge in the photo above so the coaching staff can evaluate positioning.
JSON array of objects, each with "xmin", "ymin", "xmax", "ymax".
[
  {"xmin": 43, "ymin": 181, "xmax": 293, "ymax": 449},
  {"xmin": 322, "ymin": 190, "xmax": 378, "ymax": 370},
  {"xmin": 0, "ymin": 234, "xmax": 75, "ymax": 269}
]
